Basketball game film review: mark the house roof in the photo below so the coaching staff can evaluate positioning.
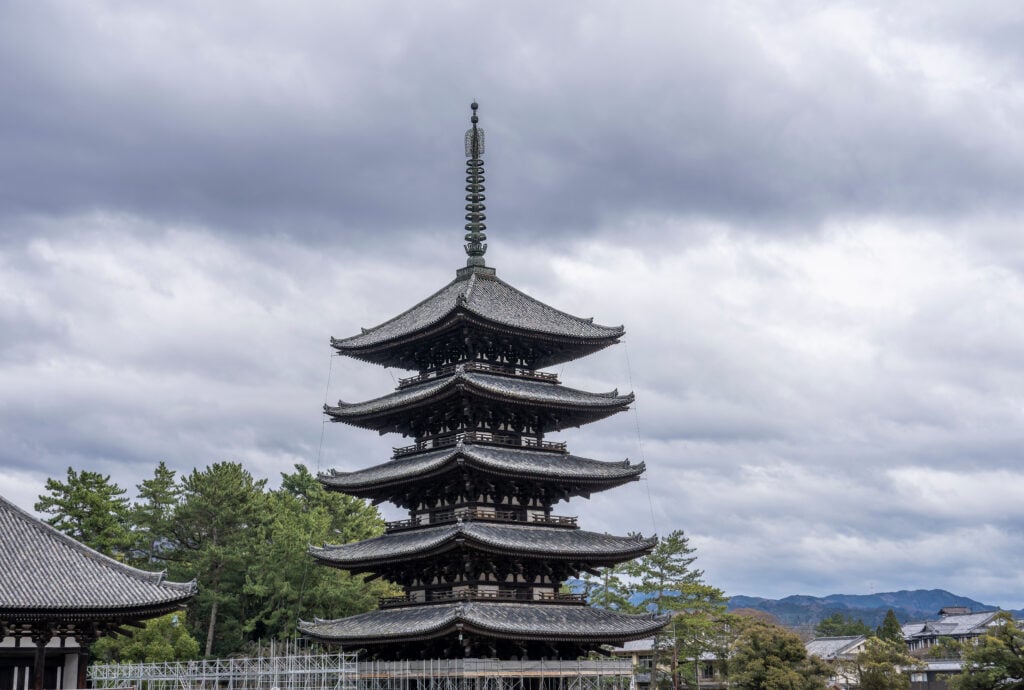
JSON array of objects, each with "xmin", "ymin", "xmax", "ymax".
[
  {"xmin": 311, "ymin": 522, "xmax": 656, "ymax": 568},
  {"xmin": 319, "ymin": 443, "xmax": 644, "ymax": 493},
  {"xmin": 903, "ymin": 611, "xmax": 1001, "ymax": 639},
  {"xmin": 332, "ymin": 270, "xmax": 624, "ymax": 352},
  {"xmin": 300, "ymin": 601, "xmax": 666, "ymax": 645},
  {"xmin": 0, "ymin": 495, "xmax": 196, "ymax": 621},
  {"xmin": 805, "ymin": 636, "xmax": 867, "ymax": 660},
  {"xmin": 325, "ymin": 369, "xmax": 633, "ymax": 423}
]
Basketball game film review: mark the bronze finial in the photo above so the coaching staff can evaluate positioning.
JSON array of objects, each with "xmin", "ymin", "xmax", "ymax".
[{"xmin": 463, "ymin": 102, "xmax": 487, "ymax": 268}]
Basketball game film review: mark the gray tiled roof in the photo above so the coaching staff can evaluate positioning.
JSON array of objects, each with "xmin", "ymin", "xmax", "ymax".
[
  {"xmin": 326, "ymin": 369, "xmax": 633, "ymax": 418},
  {"xmin": 0, "ymin": 495, "xmax": 196, "ymax": 614},
  {"xmin": 311, "ymin": 523, "xmax": 656, "ymax": 567},
  {"xmin": 320, "ymin": 444, "xmax": 644, "ymax": 491},
  {"xmin": 333, "ymin": 271, "xmax": 624, "ymax": 350},
  {"xmin": 300, "ymin": 601, "xmax": 666, "ymax": 643},
  {"xmin": 805, "ymin": 636, "xmax": 866, "ymax": 660},
  {"xmin": 904, "ymin": 611, "xmax": 1001, "ymax": 638}
]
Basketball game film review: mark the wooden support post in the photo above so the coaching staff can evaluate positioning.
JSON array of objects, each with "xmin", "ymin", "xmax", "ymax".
[{"xmin": 31, "ymin": 626, "xmax": 50, "ymax": 690}]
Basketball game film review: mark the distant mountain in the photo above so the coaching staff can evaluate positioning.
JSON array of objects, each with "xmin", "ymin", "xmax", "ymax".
[{"xmin": 727, "ymin": 589, "xmax": 1022, "ymax": 632}]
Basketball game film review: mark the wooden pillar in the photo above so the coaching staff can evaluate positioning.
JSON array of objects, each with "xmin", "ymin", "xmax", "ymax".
[
  {"xmin": 30, "ymin": 626, "xmax": 51, "ymax": 690},
  {"xmin": 75, "ymin": 627, "xmax": 99, "ymax": 690}
]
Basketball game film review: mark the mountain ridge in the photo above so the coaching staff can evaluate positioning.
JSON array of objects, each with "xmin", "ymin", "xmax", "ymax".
[{"xmin": 727, "ymin": 589, "xmax": 1023, "ymax": 631}]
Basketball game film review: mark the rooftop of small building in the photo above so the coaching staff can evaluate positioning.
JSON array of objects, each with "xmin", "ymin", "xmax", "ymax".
[
  {"xmin": 805, "ymin": 636, "xmax": 868, "ymax": 659},
  {"xmin": 0, "ymin": 494, "xmax": 196, "ymax": 616}
]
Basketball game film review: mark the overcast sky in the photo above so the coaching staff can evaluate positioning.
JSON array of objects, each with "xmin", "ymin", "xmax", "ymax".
[{"xmin": 3, "ymin": 1, "xmax": 1024, "ymax": 609}]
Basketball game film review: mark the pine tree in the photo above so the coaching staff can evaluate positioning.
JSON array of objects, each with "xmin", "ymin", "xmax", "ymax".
[
  {"xmin": 35, "ymin": 467, "xmax": 133, "ymax": 559},
  {"xmin": 876, "ymin": 609, "xmax": 904, "ymax": 642}
]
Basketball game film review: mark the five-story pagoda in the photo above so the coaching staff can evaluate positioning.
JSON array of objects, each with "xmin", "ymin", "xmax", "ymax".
[{"xmin": 300, "ymin": 104, "xmax": 665, "ymax": 660}]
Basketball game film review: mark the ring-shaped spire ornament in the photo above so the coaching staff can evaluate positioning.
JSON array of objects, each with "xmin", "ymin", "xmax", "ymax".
[{"xmin": 463, "ymin": 102, "xmax": 488, "ymax": 268}]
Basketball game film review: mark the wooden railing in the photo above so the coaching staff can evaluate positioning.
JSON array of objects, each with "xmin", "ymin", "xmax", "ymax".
[
  {"xmin": 385, "ymin": 508, "xmax": 578, "ymax": 532},
  {"xmin": 397, "ymin": 361, "xmax": 559, "ymax": 389},
  {"xmin": 379, "ymin": 589, "xmax": 587, "ymax": 609},
  {"xmin": 392, "ymin": 431, "xmax": 567, "ymax": 458}
]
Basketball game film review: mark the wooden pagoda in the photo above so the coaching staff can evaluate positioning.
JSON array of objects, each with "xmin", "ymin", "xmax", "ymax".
[
  {"xmin": 300, "ymin": 103, "xmax": 665, "ymax": 659},
  {"xmin": 0, "ymin": 495, "xmax": 196, "ymax": 690}
]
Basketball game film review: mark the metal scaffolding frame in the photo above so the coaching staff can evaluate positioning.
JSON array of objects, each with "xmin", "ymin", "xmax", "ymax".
[
  {"xmin": 89, "ymin": 652, "xmax": 358, "ymax": 690},
  {"xmin": 90, "ymin": 656, "xmax": 632, "ymax": 690}
]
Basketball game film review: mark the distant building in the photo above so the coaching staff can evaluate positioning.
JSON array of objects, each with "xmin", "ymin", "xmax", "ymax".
[
  {"xmin": 609, "ymin": 638, "xmax": 726, "ymax": 690},
  {"xmin": 902, "ymin": 609, "xmax": 1004, "ymax": 653},
  {"xmin": 804, "ymin": 636, "xmax": 868, "ymax": 690}
]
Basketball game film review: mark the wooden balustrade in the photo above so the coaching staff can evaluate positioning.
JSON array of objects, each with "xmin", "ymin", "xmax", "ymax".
[
  {"xmin": 393, "ymin": 431, "xmax": 567, "ymax": 458},
  {"xmin": 397, "ymin": 362, "xmax": 559, "ymax": 389}
]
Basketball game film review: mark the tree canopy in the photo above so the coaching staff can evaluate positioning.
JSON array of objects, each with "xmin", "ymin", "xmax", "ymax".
[
  {"xmin": 37, "ymin": 460, "xmax": 390, "ymax": 660},
  {"xmin": 952, "ymin": 612, "xmax": 1024, "ymax": 690},
  {"xmin": 815, "ymin": 612, "xmax": 872, "ymax": 637},
  {"xmin": 730, "ymin": 617, "xmax": 831, "ymax": 690},
  {"xmin": 876, "ymin": 609, "xmax": 904, "ymax": 643}
]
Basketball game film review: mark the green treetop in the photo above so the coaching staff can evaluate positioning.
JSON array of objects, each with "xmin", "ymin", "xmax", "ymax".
[
  {"xmin": 815, "ymin": 612, "xmax": 873, "ymax": 637},
  {"xmin": 877, "ymin": 609, "xmax": 904, "ymax": 643},
  {"xmin": 952, "ymin": 612, "xmax": 1024, "ymax": 690},
  {"xmin": 35, "ymin": 467, "xmax": 133, "ymax": 559}
]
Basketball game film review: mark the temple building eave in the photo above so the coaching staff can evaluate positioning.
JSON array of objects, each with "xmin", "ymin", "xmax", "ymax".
[
  {"xmin": 310, "ymin": 522, "xmax": 657, "ymax": 570},
  {"xmin": 299, "ymin": 602, "xmax": 667, "ymax": 646},
  {"xmin": 319, "ymin": 444, "xmax": 644, "ymax": 494}
]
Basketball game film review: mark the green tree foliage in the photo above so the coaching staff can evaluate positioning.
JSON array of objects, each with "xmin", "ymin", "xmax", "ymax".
[
  {"xmin": 168, "ymin": 462, "xmax": 268, "ymax": 657},
  {"xmin": 877, "ymin": 609, "xmax": 904, "ymax": 643},
  {"xmin": 242, "ymin": 465, "xmax": 393, "ymax": 640},
  {"xmin": 854, "ymin": 637, "xmax": 921, "ymax": 690},
  {"xmin": 926, "ymin": 636, "xmax": 964, "ymax": 660},
  {"xmin": 38, "ymin": 460, "xmax": 393, "ymax": 660},
  {"xmin": 626, "ymin": 530, "xmax": 729, "ymax": 690},
  {"xmin": 132, "ymin": 461, "xmax": 181, "ymax": 565},
  {"xmin": 815, "ymin": 612, "xmax": 873, "ymax": 637},
  {"xmin": 582, "ymin": 562, "xmax": 637, "ymax": 612},
  {"xmin": 729, "ymin": 617, "xmax": 831, "ymax": 690},
  {"xmin": 91, "ymin": 612, "xmax": 200, "ymax": 663},
  {"xmin": 952, "ymin": 612, "xmax": 1024, "ymax": 690},
  {"xmin": 34, "ymin": 467, "xmax": 133, "ymax": 559}
]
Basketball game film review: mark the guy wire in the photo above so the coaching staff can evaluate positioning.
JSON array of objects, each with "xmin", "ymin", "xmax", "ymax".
[
  {"xmin": 624, "ymin": 340, "xmax": 659, "ymax": 536},
  {"xmin": 294, "ymin": 349, "xmax": 336, "ymax": 633}
]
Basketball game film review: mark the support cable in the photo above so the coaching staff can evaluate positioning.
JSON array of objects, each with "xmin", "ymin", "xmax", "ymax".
[
  {"xmin": 623, "ymin": 341, "xmax": 658, "ymax": 536},
  {"xmin": 293, "ymin": 349, "xmax": 337, "ymax": 633}
]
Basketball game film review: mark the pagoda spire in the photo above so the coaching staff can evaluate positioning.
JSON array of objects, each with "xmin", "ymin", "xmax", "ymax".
[{"xmin": 463, "ymin": 102, "xmax": 487, "ymax": 268}]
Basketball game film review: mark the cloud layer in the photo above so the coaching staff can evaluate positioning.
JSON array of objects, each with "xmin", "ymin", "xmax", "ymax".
[{"xmin": 2, "ymin": 1, "xmax": 1023, "ymax": 608}]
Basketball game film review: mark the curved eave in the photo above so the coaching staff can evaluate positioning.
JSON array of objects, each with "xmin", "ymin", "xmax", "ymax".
[
  {"xmin": 331, "ymin": 271, "xmax": 624, "ymax": 349},
  {"xmin": 332, "ymin": 309, "xmax": 623, "ymax": 368},
  {"xmin": 299, "ymin": 602, "xmax": 667, "ymax": 646},
  {"xmin": 319, "ymin": 445, "xmax": 645, "ymax": 495},
  {"xmin": 0, "ymin": 596, "xmax": 194, "ymax": 625},
  {"xmin": 324, "ymin": 371, "xmax": 634, "ymax": 430},
  {"xmin": 309, "ymin": 523, "xmax": 657, "ymax": 571}
]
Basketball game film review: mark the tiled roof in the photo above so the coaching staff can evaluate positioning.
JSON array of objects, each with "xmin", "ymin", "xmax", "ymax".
[
  {"xmin": 333, "ymin": 270, "xmax": 623, "ymax": 350},
  {"xmin": 0, "ymin": 495, "xmax": 196, "ymax": 616},
  {"xmin": 325, "ymin": 369, "xmax": 633, "ymax": 419},
  {"xmin": 300, "ymin": 601, "xmax": 666, "ymax": 644},
  {"xmin": 904, "ymin": 611, "xmax": 1001, "ymax": 638},
  {"xmin": 311, "ymin": 523, "xmax": 656, "ymax": 567},
  {"xmin": 320, "ymin": 443, "xmax": 644, "ymax": 491},
  {"xmin": 805, "ymin": 636, "xmax": 866, "ymax": 660}
]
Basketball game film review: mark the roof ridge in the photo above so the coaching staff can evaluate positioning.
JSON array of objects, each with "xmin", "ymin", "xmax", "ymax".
[{"xmin": 0, "ymin": 493, "xmax": 196, "ymax": 593}]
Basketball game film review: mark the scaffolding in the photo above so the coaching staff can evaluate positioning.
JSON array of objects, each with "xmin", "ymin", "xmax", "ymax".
[
  {"xmin": 89, "ymin": 656, "xmax": 632, "ymax": 690},
  {"xmin": 89, "ymin": 652, "xmax": 358, "ymax": 690}
]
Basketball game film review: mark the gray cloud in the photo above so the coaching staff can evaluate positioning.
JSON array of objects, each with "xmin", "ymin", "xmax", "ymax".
[{"xmin": 2, "ymin": 1, "xmax": 1024, "ymax": 609}]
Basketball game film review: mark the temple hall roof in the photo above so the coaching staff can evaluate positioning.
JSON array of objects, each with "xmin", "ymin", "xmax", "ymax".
[
  {"xmin": 325, "ymin": 369, "xmax": 633, "ymax": 429},
  {"xmin": 320, "ymin": 443, "xmax": 644, "ymax": 493},
  {"xmin": 311, "ymin": 522, "xmax": 656, "ymax": 569},
  {"xmin": 0, "ymin": 495, "xmax": 196, "ymax": 620},
  {"xmin": 333, "ymin": 270, "xmax": 623, "ymax": 353},
  {"xmin": 300, "ymin": 601, "xmax": 666, "ymax": 645}
]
